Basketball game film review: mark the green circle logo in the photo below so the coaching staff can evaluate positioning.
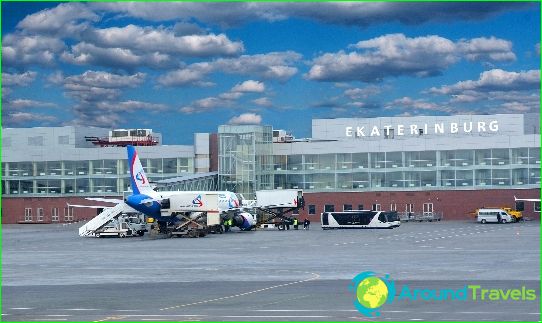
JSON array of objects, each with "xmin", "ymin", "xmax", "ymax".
[{"xmin": 356, "ymin": 276, "xmax": 389, "ymax": 309}]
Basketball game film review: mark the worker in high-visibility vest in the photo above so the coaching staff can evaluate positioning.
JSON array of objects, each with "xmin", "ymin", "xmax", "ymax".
[
  {"xmin": 293, "ymin": 218, "xmax": 299, "ymax": 230},
  {"xmin": 224, "ymin": 218, "xmax": 231, "ymax": 232}
]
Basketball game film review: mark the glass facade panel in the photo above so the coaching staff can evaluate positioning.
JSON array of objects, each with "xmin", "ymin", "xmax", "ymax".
[
  {"xmin": 511, "ymin": 148, "xmax": 529, "ymax": 165},
  {"xmin": 529, "ymin": 168, "xmax": 540, "ymax": 185},
  {"xmin": 48, "ymin": 179, "xmax": 61, "ymax": 194},
  {"xmin": 91, "ymin": 160, "xmax": 104, "ymax": 175},
  {"xmin": 352, "ymin": 153, "xmax": 368, "ymax": 169},
  {"xmin": 492, "ymin": 169, "xmax": 510, "ymax": 186},
  {"xmin": 492, "ymin": 149, "xmax": 509, "ymax": 165},
  {"xmin": 387, "ymin": 152, "xmax": 403, "ymax": 168},
  {"xmin": 288, "ymin": 155, "xmax": 303, "ymax": 171},
  {"xmin": 475, "ymin": 149, "xmax": 491, "ymax": 166},
  {"xmin": 46, "ymin": 161, "xmax": 62, "ymax": 175},
  {"xmin": 512, "ymin": 169, "xmax": 528, "ymax": 185},
  {"xmin": 318, "ymin": 154, "xmax": 335, "ymax": 170},
  {"xmin": 337, "ymin": 173, "xmax": 353, "ymax": 189},
  {"xmin": 475, "ymin": 169, "xmax": 491, "ymax": 186},
  {"xmin": 163, "ymin": 158, "xmax": 177, "ymax": 174},
  {"xmin": 529, "ymin": 148, "xmax": 540, "ymax": 165},
  {"xmin": 404, "ymin": 171, "xmax": 420, "ymax": 188},
  {"xmin": 371, "ymin": 152, "xmax": 385, "ymax": 169},
  {"xmin": 274, "ymin": 155, "xmax": 287, "ymax": 171},
  {"xmin": 456, "ymin": 170, "xmax": 473, "ymax": 186},
  {"xmin": 103, "ymin": 160, "xmax": 117, "ymax": 175},
  {"xmin": 21, "ymin": 180, "xmax": 33, "ymax": 194},
  {"xmin": 353, "ymin": 172, "xmax": 369, "ymax": 189},
  {"xmin": 337, "ymin": 153, "xmax": 352, "ymax": 170},
  {"xmin": 64, "ymin": 179, "xmax": 75, "ymax": 194},
  {"xmin": 387, "ymin": 171, "xmax": 404, "ymax": 188}
]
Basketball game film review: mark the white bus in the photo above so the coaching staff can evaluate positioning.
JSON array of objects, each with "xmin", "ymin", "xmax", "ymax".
[
  {"xmin": 321, "ymin": 210, "xmax": 401, "ymax": 229},
  {"xmin": 477, "ymin": 208, "xmax": 513, "ymax": 224}
]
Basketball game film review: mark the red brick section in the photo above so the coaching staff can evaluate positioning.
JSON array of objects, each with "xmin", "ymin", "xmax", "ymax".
[
  {"xmin": 1, "ymin": 196, "xmax": 121, "ymax": 224},
  {"xmin": 296, "ymin": 189, "xmax": 541, "ymax": 223},
  {"xmin": 2, "ymin": 188, "xmax": 540, "ymax": 224}
]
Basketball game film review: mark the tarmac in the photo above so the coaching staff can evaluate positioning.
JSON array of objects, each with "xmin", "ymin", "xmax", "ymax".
[{"xmin": 2, "ymin": 220, "xmax": 540, "ymax": 322}]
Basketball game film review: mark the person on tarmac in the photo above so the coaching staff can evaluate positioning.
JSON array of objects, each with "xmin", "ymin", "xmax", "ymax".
[{"xmin": 293, "ymin": 217, "xmax": 299, "ymax": 230}]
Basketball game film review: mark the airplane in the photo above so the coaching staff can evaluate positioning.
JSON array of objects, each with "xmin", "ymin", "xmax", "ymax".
[{"xmin": 122, "ymin": 145, "xmax": 256, "ymax": 232}]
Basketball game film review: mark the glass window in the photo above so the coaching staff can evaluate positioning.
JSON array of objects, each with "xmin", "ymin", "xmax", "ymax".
[
  {"xmin": 46, "ymin": 161, "xmax": 62, "ymax": 176},
  {"xmin": 17, "ymin": 162, "xmax": 33, "ymax": 176},
  {"xmin": 64, "ymin": 179, "xmax": 75, "ymax": 194},
  {"xmin": 511, "ymin": 148, "xmax": 529, "ymax": 165},
  {"xmin": 51, "ymin": 208, "xmax": 59, "ymax": 222},
  {"xmin": 492, "ymin": 169, "xmax": 509, "ymax": 186},
  {"xmin": 372, "ymin": 204, "xmax": 381, "ymax": 211},
  {"xmin": 420, "ymin": 171, "xmax": 436, "ymax": 187},
  {"xmin": 492, "ymin": 149, "xmax": 509, "ymax": 166},
  {"xmin": 179, "ymin": 158, "xmax": 191, "ymax": 173},
  {"xmin": 76, "ymin": 178, "xmax": 89, "ymax": 193},
  {"xmin": 371, "ymin": 173, "xmax": 385, "ymax": 188},
  {"xmin": 512, "ymin": 169, "xmax": 528, "ymax": 185},
  {"xmin": 475, "ymin": 169, "xmax": 491, "ymax": 186},
  {"xmin": 456, "ymin": 170, "xmax": 473, "ymax": 186},
  {"xmin": 274, "ymin": 174, "xmax": 287, "ymax": 189},
  {"xmin": 529, "ymin": 168, "xmax": 540, "ymax": 185},
  {"xmin": 358, "ymin": 204, "xmax": 364, "ymax": 210},
  {"xmin": 420, "ymin": 151, "xmax": 436, "ymax": 167},
  {"xmin": 36, "ymin": 162, "xmax": 46, "ymax": 176},
  {"xmin": 386, "ymin": 152, "xmax": 402, "ymax": 168},
  {"xmin": 318, "ymin": 154, "xmax": 335, "ymax": 170},
  {"xmin": 24, "ymin": 208, "xmax": 32, "ymax": 222},
  {"xmin": 324, "ymin": 204, "xmax": 335, "ymax": 212},
  {"xmin": 371, "ymin": 152, "xmax": 386, "ymax": 168},
  {"xmin": 37, "ymin": 208, "xmax": 44, "ymax": 222},
  {"xmin": 352, "ymin": 153, "xmax": 368, "ymax": 169},
  {"xmin": 148, "ymin": 159, "xmax": 162, "ymax": 174},
  {"xmin": 337, "ymin": 173, "xmax": 353, "ymax": 189},
  {"xmin": 305, "ymin": 173, "xmax": 334, "ymax": 190},
  {"xmin": 343, "ymin": 204, "xmax": 352, "ymax": 211},
  {"xmin": 534, "ymin": 202, "xmax": 540, "ymax": 213},
  {"xmin": 163, "ymin": 158, "xmax": 177, "ymax": 174},
  {"xmin": 103, "ymin": 160, "xmax": 117, "ymax": 175},
  {"xmin": 529, "ymin": 148, "xmax": 540, "ymax": 165},
  {"xmin": 287, "ymin": 174, "xmax": 303, "ymax": 189},
  {"xmin": 91, "ymin": 160, "xmax": 104, "ymax": 175},
  {"xmin": 336, "ymin": 153, "xmax": 352, "ymax": 170},
  {"xmin": 353, "ymin": 172, "xmax": 369, "ymax": 189},
  {"xmin": 475, "ymin": 149, "xmax": 491, "ymax": 166},
  {"xmin": 36, "ymin": 179, "xmax": 47, "ymax": 194},
  {"xmin": 390, "ymin": 203, "xmax": 397, "ymax": 211},
  {"xmin": 441, "ymin": 170, "xmax": 455, "ymax": 187},
  {"xmin": 303, "ymin": 155, "xmax": 317, "ymax": 171},
  {"xmin": 9, "ymin": 181, "xmax": 19, "ymax": 194},
  {"xmin": 308, "ymin": 205, "xmax": 316, "ymax": 215},
  {"xmin": 387, "ymin": 171, "xmax": 404, "ymax": 188},
  {"xmin": 76, "ymin": 161, "xmax": 89, "ymax": 175},
  {"xmin": 48, "ymin": 180, "xmax": 61, "ymax": 194},
  {"xmin": 20, "ymin": 180, "xmax": 33, "ymax": 194}
]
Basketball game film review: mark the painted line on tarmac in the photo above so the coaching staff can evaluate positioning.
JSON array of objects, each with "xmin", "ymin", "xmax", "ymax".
[{"xmin": 159, "ymin": 271, "xmax": 321, "ymax": 311}]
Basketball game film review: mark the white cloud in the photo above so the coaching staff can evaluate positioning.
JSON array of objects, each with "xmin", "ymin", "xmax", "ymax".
[
  {"xmin": 252, "ymin": 97, "xmax": 273, "ymax": 107},
  {"xmin": 16, "ymin": 2, "xmax": 98, "ymax": 37},
  {"xmin": 2, "ymin": 34, "xmax": 65, "ymax": 68},
  {"xmin": 344, "ymin": 86, "xmax": 381, "ymax": 100},
  {"xmin": 228, "ymin": 113, "xmax": 262, "ymax": 125},
  {"xmin": 158, "ymin": 51, "xmax": 301, "ymax": 87},
  {"xmin": 457, "ymin": 37, "xmax": 516, "ymax": 62},
  {"xmin": 430, "ymin": 69, "xmax": 540, "ymax": 94},
  {"xmin": 2, "ymin": 71, "xmax": 37, "ymax": 87},
  {"xmin": 2, "ymin": 112, "xmax": 56, "ymax": 125},
  {"xmin": 3, "ymin": 99, "xmax": 57, "ymax": 111},
  {"xmin": 231, "ymin": 80, "xmax": 265, "ymax": 93},
  {"xmin": 306, "ymin": 34, "xmax": 516, "ymax": 82}
]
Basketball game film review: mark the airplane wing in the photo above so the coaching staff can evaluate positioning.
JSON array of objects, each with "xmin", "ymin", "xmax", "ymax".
[{"xmin": 85, "ymin": 197, "xmax": 123, "ymax": 204}]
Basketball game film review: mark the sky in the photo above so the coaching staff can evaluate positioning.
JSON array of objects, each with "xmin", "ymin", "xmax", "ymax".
[{"xmin": 2, "ymin": 2, "xmax": 540, "ymax": 144}]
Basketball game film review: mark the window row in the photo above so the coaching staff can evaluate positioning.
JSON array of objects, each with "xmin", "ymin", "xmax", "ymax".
[
  {"xmin": 2, "ymin": 158, "xmax": 193, "ymax": 177},
  {"xmin": 23, "ymin": 207, "xmax": 73, "ymax": 222},
  {"xmin": 272, "ymin": 148, "xmax": 540, "ymax": 171},
  {"xmin": 273, "ymin": 168, "xmax": 540, "ymax": 190}
]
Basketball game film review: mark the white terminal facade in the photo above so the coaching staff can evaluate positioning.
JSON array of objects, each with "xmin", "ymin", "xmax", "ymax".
[{"xmin": 2, "ymin": 113, "xmax": 540, "ymax": 223}]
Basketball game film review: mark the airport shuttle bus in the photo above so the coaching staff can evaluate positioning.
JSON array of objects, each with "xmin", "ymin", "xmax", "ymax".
[{"xmin": 321, "ymin": 210, "xmax": 401, "ymax": 229}]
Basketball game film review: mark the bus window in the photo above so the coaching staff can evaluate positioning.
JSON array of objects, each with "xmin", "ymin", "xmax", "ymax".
[{"xmin": 322, "ymin": 213, "xmax": 329, "ymax": 225}]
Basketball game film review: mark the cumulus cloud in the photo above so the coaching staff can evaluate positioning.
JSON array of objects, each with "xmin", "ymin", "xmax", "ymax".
[
  {"xmin": 90, "ymin": 2, "xmax": 529, "ymax": 27},
  {"xmin": 158, "ymin": 51, "xmax": 301, "ymax": 87},
  {"xmin": 2, "ymin": 34, "xmax": 65, "ymax": 68},
  {"xmin": 16, "ymin": 2, "xmax": 98, "ymax": 37},
  {"xmin": 2, "ymin": 112, "xmax": 57, "ymax": 125},
  {"xmin": 228, "ymin": 113, "xmax": 262, "ymax": 125},
  {"xmin": 231, "ymin": 80, "xmax": 265, "ymax": 93},
  {"xmin": 430, "ymin": 69, "xmax": 539, "ymax": 94},
  {"xmin": 252, "ymin": 97, "xmax": 273, "ymax": 107},
  {"xmin": 3, "ymin": 99, "xmax": 57, "ymax": 111},
  {"xmin": 344, "ymin": 86, "xmax": 381, "ymax": 100},
  {"xmin": 306, "ymin": 34, "xmax": 516, "ymax": 82},
  {"xmin": 2, "ymin": 71, "xmax": 38, "ymax": 87},
  {"xmin": 387, "ymin": 97, "xmax": 450, "ymax": 112},
  {"xmin": 428, "ymin": 69, "xmax": 540, "ymax": 114}
]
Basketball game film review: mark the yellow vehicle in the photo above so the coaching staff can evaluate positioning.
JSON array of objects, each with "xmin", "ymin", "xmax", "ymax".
[{"xmin": 472, "ymin": 206, "xmax": 522, "ymax": 222}]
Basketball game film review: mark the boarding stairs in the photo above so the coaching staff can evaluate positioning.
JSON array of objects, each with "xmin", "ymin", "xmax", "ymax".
[{"xmin": 78, "ymin": 203, "xmax": 129, "ymax": 237}]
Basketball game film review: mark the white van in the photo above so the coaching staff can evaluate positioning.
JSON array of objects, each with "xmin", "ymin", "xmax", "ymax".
[{"xmin": 477, "ymin": 208, "xmax": 513, "ymax": 224}]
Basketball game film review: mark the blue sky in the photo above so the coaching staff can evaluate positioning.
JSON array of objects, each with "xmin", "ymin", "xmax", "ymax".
[{"xmin": 2, "ymin": 2, "xmax": 540, "ymax": 144}]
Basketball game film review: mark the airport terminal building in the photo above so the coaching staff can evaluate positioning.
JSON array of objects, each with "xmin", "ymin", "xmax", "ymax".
[{"xmin": 2, "ymin": 113, "xmax": 540, "ymax": 223}]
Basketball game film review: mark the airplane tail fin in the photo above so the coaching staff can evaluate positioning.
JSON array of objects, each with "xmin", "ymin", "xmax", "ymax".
[{"xmin": 127, "ymin": 145, "xmax": 153, "ymax": 195}]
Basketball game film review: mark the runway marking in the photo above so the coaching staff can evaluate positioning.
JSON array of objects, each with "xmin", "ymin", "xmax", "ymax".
[
  {"xmin": 10, "ymin": 307, "xmax": 34, "ymax": 310},
  {"xmin": 220, "ymin": 315, "xmax": 331, "ymax": 318},
  {"xmin": 159, "ymin": 271, "xmax": 320, "ymax": 311}
]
